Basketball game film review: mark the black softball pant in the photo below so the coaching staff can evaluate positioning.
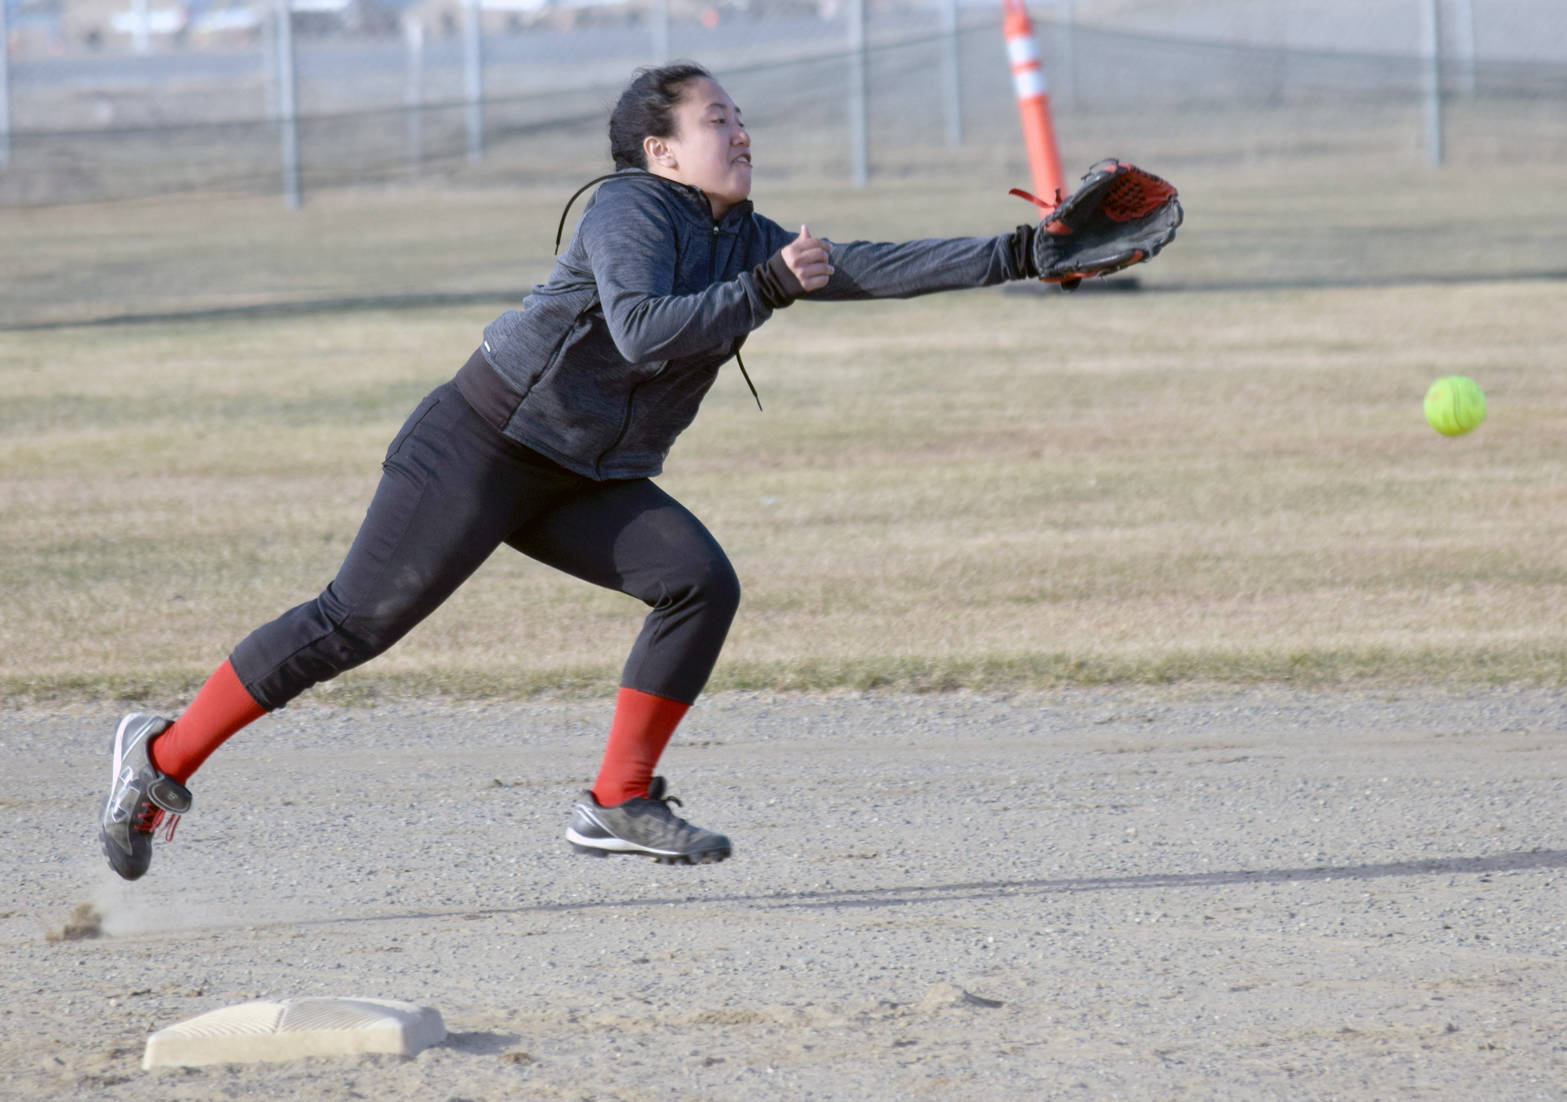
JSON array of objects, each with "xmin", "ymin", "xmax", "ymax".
[{"xmin": 229, "ymin": 378, "xmax": 740, "ymax": 711}]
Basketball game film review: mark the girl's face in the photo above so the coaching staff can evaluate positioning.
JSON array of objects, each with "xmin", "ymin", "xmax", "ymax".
[{"xmin": 644, "ymin": 77, "xmax": 752, "ymax": 220}]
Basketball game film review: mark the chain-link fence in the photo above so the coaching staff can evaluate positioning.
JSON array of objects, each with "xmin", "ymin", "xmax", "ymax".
[{"xmin": 1, "ymin": 0, "xmax": 1565, "ymax": 206}]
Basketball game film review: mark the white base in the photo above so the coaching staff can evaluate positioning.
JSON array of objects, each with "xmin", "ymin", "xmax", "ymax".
[{"xmin": 142, "ymin": 997, "xmax": 445, "ymax": 1069}]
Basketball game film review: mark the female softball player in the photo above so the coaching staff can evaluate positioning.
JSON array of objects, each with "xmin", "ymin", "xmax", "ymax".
[{"xmin": 98, "ymin": 62, "xmax": 1177, "ymax": 880}]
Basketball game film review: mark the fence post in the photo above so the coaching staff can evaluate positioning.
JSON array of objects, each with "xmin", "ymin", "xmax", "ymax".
[
  {"xmin": 1453, "ymin": 0, "xmax": 1477, "ymax": 97},
  {"xmin": 275, "ymin": 0, "xmax": 301, "ymax": 208},
  {"xmin": 651, "ymin": 0, "xmax": 669, "ymax": 62},
  {"xmin": 0, "ymin": 0, "xmax": 11, "ymax": 170},
  {"xmin": 261, "ymin": 0, "xmax": 278, "ymax": 120},
  {"xmin": 1421, "ymin": 0, "xmax": 1444, "ymax": 167},
  {"xmin": 941, "ymin": 0, "xmax": 961, "ymax": 146},
  {"xmin": 404, "ymin": 13, "xmax": 423, "ymax": 175},
  {"xmin": 131, "ymin": 0, "xmax": 150, "ymax": 54},
  {"xmin": 463, "ymin": 0, "xmax": 484, "ymax": 163},
  {"xmin": 847, "ymin": 0, "xmax": 868, "ymax": 187},
  {"xmin": 1060, "ymin": 0, "xmax": 1077, "ymax": 110}
]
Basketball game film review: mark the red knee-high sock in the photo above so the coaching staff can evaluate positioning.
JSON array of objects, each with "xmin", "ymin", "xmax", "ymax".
[
  {"xmin": 591, "ymin": 687, "xmax": 690, "ymax": 807},
  {"xmin": 147, "ymin": 659, "xmax": 266, "ymax": 785}
]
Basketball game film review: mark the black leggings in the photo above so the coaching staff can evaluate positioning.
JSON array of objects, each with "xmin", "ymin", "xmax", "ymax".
[{"xmin": 229, "ymin": 379, "xmax": 741, "ymax": 710}]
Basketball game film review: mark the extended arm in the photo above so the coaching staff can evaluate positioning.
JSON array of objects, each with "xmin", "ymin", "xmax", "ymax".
[
  {"xmin": 754, "ymin": 216, "xmax": 1035, "ymax": 304},
  {"xmin": 757, "ymin": 160, "xmax": 1182, "ymax": 303}
]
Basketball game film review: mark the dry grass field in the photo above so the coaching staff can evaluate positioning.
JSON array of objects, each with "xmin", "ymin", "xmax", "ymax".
[
  {"xmin": 2, "ymin": 162, "xmax": 1565, "ymax": 707},
  {"xmin": 3, "ymin": 112, "xmax": 1567, "ymax": 1102}
]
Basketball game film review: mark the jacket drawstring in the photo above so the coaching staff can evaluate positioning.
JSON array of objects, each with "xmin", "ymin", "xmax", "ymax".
[
  {"xmin": 734, "ymin": 350, "xmax": 762, "ymax": 411},
  {"xmin": 554, "ymin": 172, "xmax": 764, "ymax": 413},
  {"xmin": 555, "ymin": 172, "xmax": 630, "ymax": 254}
]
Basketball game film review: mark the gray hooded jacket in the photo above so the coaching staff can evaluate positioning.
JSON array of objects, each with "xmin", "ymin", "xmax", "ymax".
[{"xmin": 459, "ymin": 169, "xmax": 1030, "ymax": 480}]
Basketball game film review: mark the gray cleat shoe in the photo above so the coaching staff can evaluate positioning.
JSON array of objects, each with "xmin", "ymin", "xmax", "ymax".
[
  {"xmin": 99, "ymin": 713, "xmax": 192, "ymax": 881},
  {"xmin": 567, "ymin": 777, "xmax": 731, "ymax": 865}
]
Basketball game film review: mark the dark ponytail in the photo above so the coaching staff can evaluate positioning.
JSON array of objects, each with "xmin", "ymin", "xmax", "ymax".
[{"xmin": 608, "ymin": 62, "xmax": 712, "ymax": 171}]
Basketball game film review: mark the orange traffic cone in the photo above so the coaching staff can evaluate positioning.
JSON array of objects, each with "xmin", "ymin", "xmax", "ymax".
[{"xmin": 1002, "ymin": 0, "xmax": 1066, "ymax": 212}]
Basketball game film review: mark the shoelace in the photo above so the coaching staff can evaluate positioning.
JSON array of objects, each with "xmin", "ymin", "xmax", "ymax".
[
  {"xmin": 642, "ymin": 792, "xmax": 698, "ymax": 836},
  {"xmin": 135, "ymin": 803, "xmax": 181, "ymax": 842},
  {"xmin": 640, "ymin": 780, "xmax": 694, "ymax": 825}
]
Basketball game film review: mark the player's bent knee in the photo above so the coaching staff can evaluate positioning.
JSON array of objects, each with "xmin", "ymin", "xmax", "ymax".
[{"xmin": 690, "ymin": 555, "xmax": 741, "ymax": 622}]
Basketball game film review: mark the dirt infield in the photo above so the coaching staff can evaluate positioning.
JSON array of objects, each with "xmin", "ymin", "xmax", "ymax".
[{"xmin": 9, "ymin": 687, "xmax": 1565, "ymax": 1100}]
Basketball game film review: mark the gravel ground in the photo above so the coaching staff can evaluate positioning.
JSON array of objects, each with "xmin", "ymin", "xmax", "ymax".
[{"xmin": 7, "ymin": 687, "xmax": 1566, "ymax": 1101}]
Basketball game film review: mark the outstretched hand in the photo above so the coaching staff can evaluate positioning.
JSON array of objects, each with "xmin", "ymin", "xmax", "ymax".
[{"xmin": 781, "ymin": 225, "xmax": 834, "ymax": 292}]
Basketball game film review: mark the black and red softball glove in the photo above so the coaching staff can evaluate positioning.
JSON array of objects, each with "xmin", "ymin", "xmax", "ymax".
[{"xmin": 1018, "ymin": 160, "xmax": 1183, "ymax": 290}]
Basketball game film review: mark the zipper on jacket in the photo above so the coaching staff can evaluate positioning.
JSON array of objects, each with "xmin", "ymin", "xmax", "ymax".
[{"xmin": 594, "ymin": 368, "xmax": 658, "ymax": 477}]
